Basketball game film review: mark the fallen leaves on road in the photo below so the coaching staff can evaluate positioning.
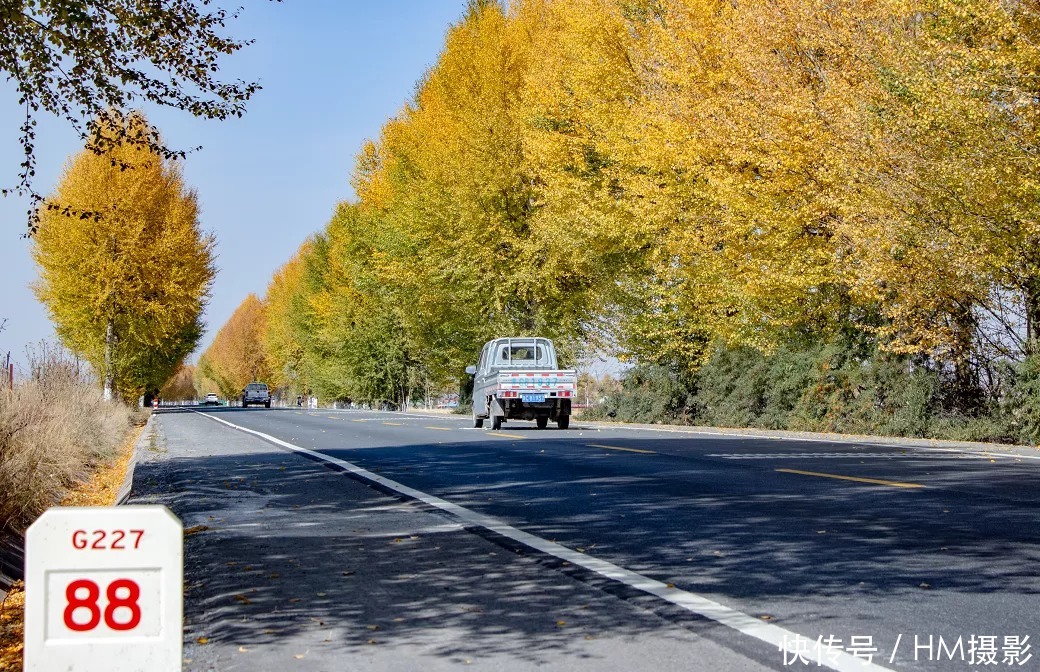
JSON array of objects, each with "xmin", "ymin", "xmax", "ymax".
[
  {"xmin": 197, "ymin": 636, "xmax": 210, "ymax": 645},
  {"xmin": 233, "ymin": 594, "xmax": 252, "ymax": 605},
  {"xmin": 184, "ymin": 524, "xmax": 210, "ymax": 536}
]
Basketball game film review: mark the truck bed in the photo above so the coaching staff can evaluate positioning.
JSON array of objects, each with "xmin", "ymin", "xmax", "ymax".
[{"xmin": 491, "ymin": 370, "xmax": 577, "ymax": 398}]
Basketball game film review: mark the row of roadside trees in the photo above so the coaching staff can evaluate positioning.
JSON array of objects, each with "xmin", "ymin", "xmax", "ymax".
[{"xmin": 206, "ymin": 0, "xmax": 1040, "ymax": 440}]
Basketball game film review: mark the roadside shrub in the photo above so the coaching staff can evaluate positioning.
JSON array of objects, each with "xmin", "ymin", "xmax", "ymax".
[
  {"xmin": 694, "ymin": 347, "xmax": 768, "ymax": 427},
  {"xmin": 0, "ymin": 347, "xmax": 130, "ymax": 531},
  {"xmin": 1003, "ymin": 354, "xmax": 1040, "ymax": 444},
  {"xmin": 592, "ymin": 363, "xmax": 697, "ymax": 424},
  {"xmin": 595, "ymin": 336, "xmax": 1038, "ymax": 444}
]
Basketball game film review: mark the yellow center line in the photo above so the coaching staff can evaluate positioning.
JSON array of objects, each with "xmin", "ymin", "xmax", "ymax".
[
  {"xmin": 383, "ymin": 422, "xmax": 403, "ymax": 426},
  {"xmin": 776, "ymin": 468, "xmax": 925, "ymax": 489},
  {"xmin": 586, "ymin": 443, "xmax": 656, "ymax": 455},
  {"xmin": 425, "ymin": 426, "xmax": 453, "ymax": 431},
  {"xmin": 350, "ymin": 419, "xmax": 368, "ymax": 423},
  {"xmin": 488, "ymin": 432, "xmax": 525, "ymax": 439},
  {"xmin": 327, "ymin": 416, "xmax": 340, "ymax": 420}
]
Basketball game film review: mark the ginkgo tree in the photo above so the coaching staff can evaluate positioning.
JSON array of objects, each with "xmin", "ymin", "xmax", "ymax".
[
  {"xmin": 263, "ymin": 242, "xmax": 313, "ymax": 395},
  {"xmin": 198, "ymin": 293, "xmax": 272, "ymax": 399},
  {"xmin": 32, "ymin": 111, "xmax": 214, "ymax": 401}
]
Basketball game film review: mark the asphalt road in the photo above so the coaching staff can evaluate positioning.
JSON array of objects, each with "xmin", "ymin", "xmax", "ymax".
[{"xmin": 139, "ymin": 407, "xmax": 1040, "ymax": 672}]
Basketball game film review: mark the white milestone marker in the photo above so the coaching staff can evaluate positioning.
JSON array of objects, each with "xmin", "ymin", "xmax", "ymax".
[{"xmin": 24, "ymin": 506, "xmax": 183, "ymax": 672}]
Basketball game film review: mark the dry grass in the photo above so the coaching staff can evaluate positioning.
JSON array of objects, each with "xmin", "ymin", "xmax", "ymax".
[
  {"xmin": 0, "ymin": 348, "xmax": 131, "ymax": 531},
  {"xmin": 0, "ymin": 417, "xmax": 142, "ymax": 671},
  {"xmin": 0, "ymin": 346, "xmax": 143, "ymax": 671}
]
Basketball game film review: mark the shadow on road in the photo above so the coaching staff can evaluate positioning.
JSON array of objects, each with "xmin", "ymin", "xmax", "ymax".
[
  {"xmin": 129, "ymin": 437, "xmax": 752, "ymax": 667},
  {"xmin": 135, "ymin": 410, "xmax": 1040, "ymax": 666}
]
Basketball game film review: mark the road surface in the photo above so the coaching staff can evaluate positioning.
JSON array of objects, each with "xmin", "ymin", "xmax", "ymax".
[{"xmin": 132, "ymin": 407, "xmax": 1040, "ymax": 671}]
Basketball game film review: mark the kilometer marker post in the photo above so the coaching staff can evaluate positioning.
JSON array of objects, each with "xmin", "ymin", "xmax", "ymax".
[{"xmin": 24, "ymin": 506, "xmax": 184, "ymax": 671}]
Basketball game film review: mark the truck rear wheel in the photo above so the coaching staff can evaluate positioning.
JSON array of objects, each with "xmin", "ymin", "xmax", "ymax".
[
  {"xmin": 472, "ymin": 406, "xmax": 483, "ymax": 428},
  {"xmin": 491, "ymin": 414, "xmax": 502, "ymax": 430},
  {"xmin": 536, "ymin": 416, "xmax": 548, "ymax": 429},
  {"xmin": 557, "ymin": 415, "xmax": 570, "ymax": 430}
]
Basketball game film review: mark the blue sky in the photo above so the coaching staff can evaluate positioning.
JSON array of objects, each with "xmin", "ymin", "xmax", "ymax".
[{"xmin": 0, "ymin": 1, "xmax": 469, "ymax": 371}]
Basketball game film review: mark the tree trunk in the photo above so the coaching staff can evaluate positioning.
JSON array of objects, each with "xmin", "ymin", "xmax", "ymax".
[
  {"xmin": 1025, "ymin": 275, "xmax": 1040, "ymax": 356},
  {"xmin": 103, "ymin": 320, "xmax": 114, "ymax": 401},
  {"xmin": 949, "ymin": 304, "xmax": 981, "ymax": 415}
]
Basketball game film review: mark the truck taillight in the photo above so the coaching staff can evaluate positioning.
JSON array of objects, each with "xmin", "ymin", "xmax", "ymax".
[
  {"xmin": 501, "ymin": 390, "xmax": 518, "ymax": 398},
  {"xmin": 559, "ymin": 390, "xmax": 571, "ymax": 397}
]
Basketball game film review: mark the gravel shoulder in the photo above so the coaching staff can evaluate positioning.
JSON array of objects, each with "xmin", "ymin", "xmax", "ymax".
[{"xmin": 131, "ymin": 410, "xmax": 778, "ymax": 672}]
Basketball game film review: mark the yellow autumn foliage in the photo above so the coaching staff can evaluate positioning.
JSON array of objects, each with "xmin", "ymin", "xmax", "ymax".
[
  {"xmin": 250, "ymin": 0, "xmax": 1040, "ymax": 404},
  {"xmin": 198, "ymin": 294, "xmax": 272, "ymax": 397},
  {"xmin": 32, "ymin": 111, "xmax": 215, "ymax": 399}
]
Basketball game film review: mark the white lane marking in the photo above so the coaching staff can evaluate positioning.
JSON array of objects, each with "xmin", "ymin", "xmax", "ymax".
[
  {"xmin": 583, "ymin": 421, "xmax": 835, "ymax": 444},
  {"xmin": 586, "ymin": 443, "xmax": 656, "ymax": 455},
  {"xmin": 919, "ymin": 447, "xmax": 1040, "ymax": 462},
  {"xmin": 584, "ymin": 421, "xmax": 1040, "ymax": 457},
  {"xmin": 711, "ymin": 452, "xmax": 934, "ymax": 460},
  {"xmin": 193, "ymin": 411, "xmax": 891, "ymax": 672}
]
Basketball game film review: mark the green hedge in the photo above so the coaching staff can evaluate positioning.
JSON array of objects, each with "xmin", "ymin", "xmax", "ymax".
[{"xmin": 588, "ymin": 340, "xmax": 1040, "ymax": 445}]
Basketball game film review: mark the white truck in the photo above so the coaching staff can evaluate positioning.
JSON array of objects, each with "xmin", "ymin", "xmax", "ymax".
[
  {"xmin": 241, "ymin": 382, "xmax": 272, "ymax": 408},
  {"xmin": 466, "ymin": 337, "xmax": 577, "ymax": 430}
]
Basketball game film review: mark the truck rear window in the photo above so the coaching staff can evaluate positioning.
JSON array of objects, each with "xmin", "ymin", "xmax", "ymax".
[{"xmin": 498, "ymin": 345, "xmax": 546, "ymax": 364}]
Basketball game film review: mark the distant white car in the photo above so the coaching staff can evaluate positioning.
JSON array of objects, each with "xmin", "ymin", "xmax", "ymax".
[{"xmin": 204, "ymin": 393, "xmax": 219, "ymax": 406}]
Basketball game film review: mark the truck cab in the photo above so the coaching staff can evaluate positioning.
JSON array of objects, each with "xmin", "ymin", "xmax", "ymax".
[{"xmin": 467, "ymin": 337, "xmax": 576, "ymax": 430}]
